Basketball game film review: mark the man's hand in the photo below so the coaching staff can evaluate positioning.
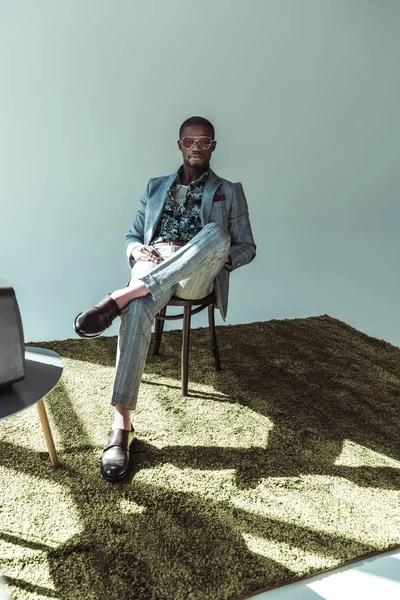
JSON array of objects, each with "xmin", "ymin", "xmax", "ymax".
[{"xmin": 132, "ymin": 245, "xmax": 163, "ymax": 263}]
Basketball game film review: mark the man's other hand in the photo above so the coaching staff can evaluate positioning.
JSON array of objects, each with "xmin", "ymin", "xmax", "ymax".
[{"xmin": 132, "ymin": 245, "xmax": 163, "ymax": 263}]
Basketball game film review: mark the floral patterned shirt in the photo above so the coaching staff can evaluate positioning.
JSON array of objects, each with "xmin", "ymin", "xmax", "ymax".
[{"xmin": 152, "ymin": 165, "xmax": 210, "ymax": 242}]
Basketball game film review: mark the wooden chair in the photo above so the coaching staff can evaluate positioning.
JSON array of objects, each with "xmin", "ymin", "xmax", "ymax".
[{"xmin": 153, "ymin": 291, "xmax": 221, "ymax": 396}]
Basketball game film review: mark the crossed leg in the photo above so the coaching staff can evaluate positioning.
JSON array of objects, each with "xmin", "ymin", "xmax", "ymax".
[
  {"xmin": 74, "ymin": 223, "xmax": 231, "ymax": 481},
  {"xmin": 112, "ymin": 223, "xmax": 231, "ymax": 414}
]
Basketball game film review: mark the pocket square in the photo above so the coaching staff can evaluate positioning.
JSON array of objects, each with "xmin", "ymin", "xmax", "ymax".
[{"xmin": 213, "ymin": 193, "xmax": 225, "ymax": 202}]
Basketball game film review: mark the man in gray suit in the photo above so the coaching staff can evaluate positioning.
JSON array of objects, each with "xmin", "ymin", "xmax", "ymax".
[{"xmin": 74, "ymin": 116, "xmax": 256, "ymax": 482}]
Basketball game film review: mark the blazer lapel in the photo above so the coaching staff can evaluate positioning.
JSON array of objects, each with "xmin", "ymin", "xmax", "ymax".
[
  {"xmin": 146, "ymin": 173, "xmax": 176, "ymax": 243},
  {"xmin": 201, "ymin": 169, "xmax": 222, "ymax": 225}
]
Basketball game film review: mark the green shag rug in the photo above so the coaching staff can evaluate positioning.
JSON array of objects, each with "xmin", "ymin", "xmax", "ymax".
[{"xmin": 1, "ymin": 315, "xmax": 400, "ymax": 600}]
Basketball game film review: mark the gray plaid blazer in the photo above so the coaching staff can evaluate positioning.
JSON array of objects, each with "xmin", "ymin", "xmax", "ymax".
[{"xmin": 125, "ymin": 168, "xmax": 256, "ymax": 320}]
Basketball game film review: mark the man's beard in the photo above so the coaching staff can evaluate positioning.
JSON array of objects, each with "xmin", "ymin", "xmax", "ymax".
[{"xmin": 186, "ymin": 158, "xmax": 208, "ymax": 170}]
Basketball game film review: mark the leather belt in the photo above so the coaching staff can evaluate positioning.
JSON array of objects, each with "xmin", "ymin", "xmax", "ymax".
[{"xmin": 153, "ymin": 240, "xmax": 188, "ymax": 247}]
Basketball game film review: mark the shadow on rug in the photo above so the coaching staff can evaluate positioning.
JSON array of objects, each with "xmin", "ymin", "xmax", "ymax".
[{"xmin": 1, "ymin": 314, "xmax": 399, "ymax": 600}]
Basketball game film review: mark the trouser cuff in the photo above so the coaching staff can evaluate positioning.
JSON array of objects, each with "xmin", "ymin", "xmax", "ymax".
[
  {"xmin": 110, "ymin": 391, "xmax": 137, "ymax": 410},
  {"xmin": 139, "ymin": 272, "xmax": 162, "ymax": 301}
]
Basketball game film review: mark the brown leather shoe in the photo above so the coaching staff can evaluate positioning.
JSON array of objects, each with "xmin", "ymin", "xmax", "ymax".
[
  {"xmin": 100, "ymin": 425, "xmax": 135, "ymax": 482},
  {"xmin": 73, "ymin": 295, "xmax": 121, "ymax": 338}
]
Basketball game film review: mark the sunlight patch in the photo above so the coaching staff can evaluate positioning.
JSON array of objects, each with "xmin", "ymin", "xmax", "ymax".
[
  {"xmin": 0, "ymin": 469, "xmax": 81, "ymax": 546},
  {"xmin": 335, "ymin": 440, "xmax": 400, "ymax": 468},
  {"xmin": 135, "ymin": 464, "xmax": 237, "ymax": 500},
  {"xmin": 242, "ymin": 533, "xmax": 334, "ymax": 573},
  {"xmin": 232, "ymin": 475, "xmax": 400, "ymax": 547},
  {"xmin": 2, "ymin": 555, "xmax": 57, "ymax": 597},
  {"xmin": 120, "ymin": 499, "xmax": 147, "ymax": 515},
  {"xmin": 138, "ymin": 390, "xmax": 274, "ymax": 448}
]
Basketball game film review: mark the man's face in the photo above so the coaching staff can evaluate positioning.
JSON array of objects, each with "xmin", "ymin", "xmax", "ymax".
[{"xmin": 177, "ymin": 125, "xmax": 216, "ymax": 170}]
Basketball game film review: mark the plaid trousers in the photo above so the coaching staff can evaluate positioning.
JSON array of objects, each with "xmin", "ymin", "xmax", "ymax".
[{"xmin": 111, "ymin": 223, "xmax": 230, "ymax": 410}]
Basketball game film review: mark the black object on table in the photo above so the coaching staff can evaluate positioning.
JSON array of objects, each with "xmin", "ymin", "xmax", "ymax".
[{"xmin": 0, "ymin": 278, "xmax": 25, "ymax": 387}]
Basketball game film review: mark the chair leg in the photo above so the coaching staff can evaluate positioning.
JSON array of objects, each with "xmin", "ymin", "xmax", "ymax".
[
  {"xmin": 153, "ymin": 306, "xmax": 166, "ymax": 355},
  {"xmin": 181, "ymin": 305, "xmax": 191, "ymax": 396},
  {"xmin": 208, "ymin": 303, "xmax": 221, "ymax": 371},
  {"xmin": 36, "ymin": 398, "xmax": 59, "ymax": 467}
]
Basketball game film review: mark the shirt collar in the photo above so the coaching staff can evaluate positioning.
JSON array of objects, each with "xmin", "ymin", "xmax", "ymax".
[{"xmin": 171, "ymin": 165, "xmax": 210, "ymax": 191}]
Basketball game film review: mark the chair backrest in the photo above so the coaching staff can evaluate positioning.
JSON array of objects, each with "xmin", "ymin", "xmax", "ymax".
[{"xmin": 0, "ymin": 278, "xmax": 25, "ymax": 388}]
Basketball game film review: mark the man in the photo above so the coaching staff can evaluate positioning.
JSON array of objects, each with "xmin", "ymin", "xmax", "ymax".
[{"xmin": 74, "ymin": 116, "xmax": 256, "ymax": 482}]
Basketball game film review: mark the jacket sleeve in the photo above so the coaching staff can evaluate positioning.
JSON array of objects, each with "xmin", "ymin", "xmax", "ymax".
[
  {"xmin": 124, "ymin": 180, "xmax": 151, "ymax": 264},
  {"xmin": 225, "ymin": 182, "xmax": 256, "ymax": 272}
]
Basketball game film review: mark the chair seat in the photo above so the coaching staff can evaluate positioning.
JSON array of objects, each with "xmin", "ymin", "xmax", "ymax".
[
  {"xmin": 165, "ymin": 292, "xmax": 216, "ymax": 307},
  {"xmin": 155, "ymin": 292, "xmax": 216, "ymax": 322}
]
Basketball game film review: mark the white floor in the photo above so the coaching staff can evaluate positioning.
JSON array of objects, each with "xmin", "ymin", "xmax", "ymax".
[{"xmin": 248, "ymin": 547, "xmax": 400, "ymax": 600}]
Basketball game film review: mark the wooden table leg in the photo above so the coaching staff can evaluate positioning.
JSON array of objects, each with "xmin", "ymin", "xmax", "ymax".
[
  {"xmin": 181, "ymin": 306, "xmax": 191, "ymax": 397},
  {"xmin": 36, "ymin": 398, "xmax": 59, "ymax": 467}
]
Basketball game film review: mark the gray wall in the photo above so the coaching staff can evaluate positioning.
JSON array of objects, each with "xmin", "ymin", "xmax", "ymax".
[{"xmin": 1, "ymin": 0, "xmax": 399, "ymax": 345}]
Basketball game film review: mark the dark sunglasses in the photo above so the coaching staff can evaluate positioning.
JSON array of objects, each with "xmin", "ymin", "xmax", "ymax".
[{"xmin": 179, "ymin": 136, "xmax": 214, "ymax": 150}]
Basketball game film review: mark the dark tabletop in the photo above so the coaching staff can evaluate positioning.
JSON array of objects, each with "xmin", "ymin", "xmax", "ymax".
[{"xmin": 0, "ymin": 347, "xmax": 63, "ymax": 421}]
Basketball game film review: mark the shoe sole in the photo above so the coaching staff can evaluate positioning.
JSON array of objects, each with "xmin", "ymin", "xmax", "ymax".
[{"xmin": 100, "ymin": 469, "xmax": 129, "ymax": 483}]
